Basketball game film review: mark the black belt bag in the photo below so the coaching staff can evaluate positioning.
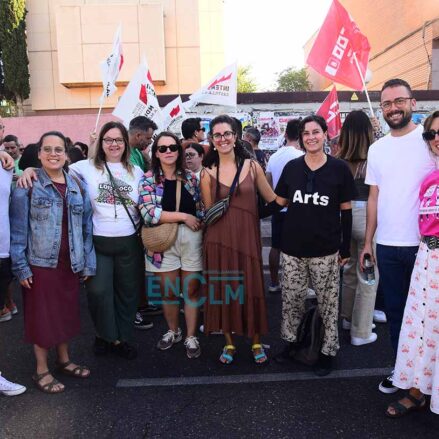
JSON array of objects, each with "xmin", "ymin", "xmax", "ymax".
[{"xmin": 422, "ymin": 235, "xmax": 439, "ymax": 250}]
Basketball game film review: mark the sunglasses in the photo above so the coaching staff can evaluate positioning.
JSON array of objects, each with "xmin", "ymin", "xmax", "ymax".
[
  {"xmin": 157, "ymin": 144, "xmax": 179, "ymax": 153},
  {"xmin": 422, "ymin": 129, "xmax": 439, "ymax": 142},
  {"xmin": 198, "ymin": 127, "xmax": 206, "ymax": 132},
  {"xmin": 185, "ymin": 152, "xmax": 197, "ymax": 158},
  {"xmin": 306, "ymin": 171, "xmax": 315, "ymax": 194}
]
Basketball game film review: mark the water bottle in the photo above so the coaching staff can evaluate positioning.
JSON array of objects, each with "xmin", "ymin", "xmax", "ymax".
[{"xmin": 363, "ymin": 253, "xmax": 376, "ymax": 285}]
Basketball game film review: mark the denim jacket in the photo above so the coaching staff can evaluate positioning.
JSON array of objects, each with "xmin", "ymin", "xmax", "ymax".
[{"xmin": 10, "ymin": 168, "xmax": 96, "ymax": 281}]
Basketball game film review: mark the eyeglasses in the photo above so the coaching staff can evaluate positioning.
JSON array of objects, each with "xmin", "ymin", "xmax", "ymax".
[
  {"xmin": 41, "ymin": 146, "xmax": 65, "ymax": 155},
  {"xmin": 212, "ymin": 131, "xmax": 235, "ymax": 141},
  {"xmin": 157, "ymin": 144, "xmax": 179, "ymax": 153},
  {"xmin": 422, "ymin": 129, "xmax": 439, "ymax": 141},
  {"xmin": 306, "ymin": 171, "xmax": 315, "ymax": 194},
  {"xmin": 380, "ymin": 97, "xmax": 412, "ymax": 111},
  {"xmin": 103, "ymin": 137, "xmax": 124, "ymax": 146},
  {"xmin": 185, "ymin": 152, "xmax": 197, "ymax": 158},
  {"xmin": 197, "ymin": 127, "xmax": 206, "ymax": 132}
]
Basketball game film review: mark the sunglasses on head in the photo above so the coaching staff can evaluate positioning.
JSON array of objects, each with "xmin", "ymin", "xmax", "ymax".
[
  {"xmin": 157, "ymin": 144, "xmax": 179, "ymax": 153},
  {"xmin": 422, "ymin": 129, "xmax": 439, "ymax": 142}
]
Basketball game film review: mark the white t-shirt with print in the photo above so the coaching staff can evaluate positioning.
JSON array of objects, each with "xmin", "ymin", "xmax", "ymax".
[
  {"xmin": 69, "ymin": 160, "xmax": 144, "ymax": 237},
  {"xmin": 0, "ymin": 167, "xmax": 12, "ymax": 257},
  {"xmin": 267, "ymin": 146, "xmax": 304, "ymax": 212},
  {"xmin": 366, "ymin": 125, "xmax": 436, "ymax": 246}
]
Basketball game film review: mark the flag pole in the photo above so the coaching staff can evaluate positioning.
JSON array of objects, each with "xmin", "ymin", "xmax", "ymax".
[
  {"xmin": 352, "ymin": 52, "xmax": 374, "ymax": 116},
  {"xmin": 94, "ymin": 95, "xmax": 104, "ymax": 133}
]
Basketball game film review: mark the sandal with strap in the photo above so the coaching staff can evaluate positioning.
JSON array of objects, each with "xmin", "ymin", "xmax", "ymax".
[
  {"xmin": 385, "ymin": 393, "xmax": 427, "ymax": 418},
  {"xmin": 219, "ymin": 345, "xmax": 236, "ymax": 365},
  {"xmin": 32, "ymin": 371, "xmax": 65, "ymax": 394},
  {"xmin": 252, "ymin": 343, "xmax": 269, "ymax": 365},
  {"xmin": 56, "ymin": 361, "xmax": 90, "ymax": 379}
]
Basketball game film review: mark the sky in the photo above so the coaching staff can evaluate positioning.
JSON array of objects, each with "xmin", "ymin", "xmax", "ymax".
[{"xmin": 224, "ymin": 0, "xmax": 332, "ymax": 90}]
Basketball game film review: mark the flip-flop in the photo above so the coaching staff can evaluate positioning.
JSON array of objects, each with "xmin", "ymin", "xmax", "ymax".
[
  {"xmin": 251, "ymin": 343, "xmax": 269, "ymax": 365},
  {"xmin": 219, "ymin": 345, "xmax": 236, "ymax": 365}
]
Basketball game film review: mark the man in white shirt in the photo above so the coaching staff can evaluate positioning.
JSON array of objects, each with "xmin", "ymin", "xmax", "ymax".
[
  {"xmin": 266, "ymin": 119, "xmax": 304, "ymax": 293},
  {"xmin": 361, "ymin": 78, "xmax": 436, "ymax": 394}
]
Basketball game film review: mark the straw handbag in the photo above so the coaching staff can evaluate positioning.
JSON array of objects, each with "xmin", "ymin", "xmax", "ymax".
[{"xmin": 141, "ymin": 179, "xmax": 181, "ymax": 253}]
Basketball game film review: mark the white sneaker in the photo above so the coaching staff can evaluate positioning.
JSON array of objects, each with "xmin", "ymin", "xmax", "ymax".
[
  {"xmin": 268, "ymin": 284, "xmax": 281, "ymax": 293},
  {"xmin": 373, "ymin": 310, "xmax": 387, "ymax": 323},
  {"xmin": 184, "ymin": 336, "xmax": 201, "ymax": 359},
  {"xmin": 0, "ymin": 373, "xmax": 26, "ymax": 396},
  {"xmin": 351, "ymin": 332, "xmax": 378, "ymax": 346}
]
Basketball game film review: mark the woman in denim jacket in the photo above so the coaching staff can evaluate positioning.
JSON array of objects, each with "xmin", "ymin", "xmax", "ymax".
[
  {"xmin": 139, "ymin": 132, "xmax": 204, "ymax": 359},
  {"xmin": 10, "ymin": 131, "xmax": 95, "ymax": 394}
]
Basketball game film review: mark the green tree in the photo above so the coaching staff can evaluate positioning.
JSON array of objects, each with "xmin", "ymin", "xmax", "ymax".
[
  {"xmin": 0, "ymin": 0, "xmax": 30, "ymax": 114},
  {"xmin": 237, "ymin": 65, "xmax": 257, "ymax": 93},
  {"xmin": 275, "ymin": 66, "xmax": 311, "ymax": 92}
]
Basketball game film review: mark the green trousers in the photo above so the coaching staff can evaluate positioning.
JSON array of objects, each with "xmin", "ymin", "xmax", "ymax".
[{"xmin": 86, "ymin": 234, "xmax": 144, "ymax": 343}]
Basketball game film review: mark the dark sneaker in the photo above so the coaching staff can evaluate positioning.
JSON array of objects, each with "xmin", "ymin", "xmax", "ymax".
[
  {"xmin": 94, "ymin": 336, "xmax": 109, "ymax": 356},
  {"xmin": 184, "ymin": 336, "xmax": 201, "ymax": 359},
  {"xmin": 111, "ymin": 342, "xmax": 138, "ymax": 360},
  {"xmin": 273, "ymin": 342, "xmax": 298, "ymax": 364},
  {"xmin": 268, "ymin": 284, "xmax": 281, "ymax": 294},
  {"xmin": 157, "ymin": 328, "xmax": 182, "ymax": 350},
  {"xmin": 134, "ymin": 312, "xmax": 153, "ymax": 330},
  {"xmin": 313, "ymin": 353, "xmax": 333, "ymax": 376},
  {"xmin": 139, "ymin": 304, "xmax": 163, "ymax": 316},
  {"xmin": 379, "ymin": 371, "xmax": 398, "ymax": 394}
]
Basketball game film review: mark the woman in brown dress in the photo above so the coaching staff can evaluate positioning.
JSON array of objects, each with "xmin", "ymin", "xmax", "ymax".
[
  {"xmin": 200, "ymin": 115, "xmax": 279, "ymax": 364},
  {"xmin": 10, "ymin": 131, "xmax": 95, "ymax": 393}
]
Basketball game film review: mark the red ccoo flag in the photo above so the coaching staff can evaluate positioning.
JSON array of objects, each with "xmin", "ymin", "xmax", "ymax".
[
  {"xmin": 306, "ymin": 0, "xmax": 370, "ymax": 90},
  {"xmin": 316, "ymin": 86, "xmax": 342, "ymax": 139}
]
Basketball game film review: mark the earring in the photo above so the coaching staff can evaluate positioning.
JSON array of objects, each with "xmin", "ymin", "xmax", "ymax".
[{"xmin": 213, "ymin": 147, "xmax": 216, "ymax": 151}]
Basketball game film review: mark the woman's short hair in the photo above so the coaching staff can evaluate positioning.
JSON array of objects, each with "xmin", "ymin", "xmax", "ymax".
[
  {"xmin": 94, "ymin": 121, "xmax": 132, "ymax": 173},
  {"xmin": 35, "ymin": 131, "xmax": 69, "ymax": 170},
  {"xmin": 298, "ymin": 115, "xmax": 328, "ymax": 149},
  {"xmin": 185, "ymin": 142, "xmax": 204, "ymax": 156}
]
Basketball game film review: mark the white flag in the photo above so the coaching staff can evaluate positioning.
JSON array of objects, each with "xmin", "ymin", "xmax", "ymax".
[
  {"xmin": 100, "ymin": 25, "xmax": 124, "ymax": 100},
  {"xmin": 189, "ymin": 62, "xmax": 237, "ymax": 107},
  {"xmin": 113, "ymin": 59, "xmax": 163, "ymax": 129},
  {"xmin": 161, "ymin": 96, "xmax": 186, "ymax": 130}
]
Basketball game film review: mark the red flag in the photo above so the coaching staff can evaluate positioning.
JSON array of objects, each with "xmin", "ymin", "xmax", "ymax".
[
  {"xmin": 316, "ymin": 86, "xmax": 342, "ymax": 139},
  {"xmin": 306, "ymin": 0, "xmax": 370, "ymax": 90}
]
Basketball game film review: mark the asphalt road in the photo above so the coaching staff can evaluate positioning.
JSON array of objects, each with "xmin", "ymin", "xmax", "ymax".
[{"xmin": 1, "ymin": 222, "xmax": 439, "ymax": 438}]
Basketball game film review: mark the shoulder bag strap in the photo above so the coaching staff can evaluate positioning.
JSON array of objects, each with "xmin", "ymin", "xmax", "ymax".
[
  {"xmin": 228, "ymin": 162, "xmax": 244, "ymax": 197},
  {"xmin": 104, "ymin": 162, "xmax": 138, "ymax": 232},
  {"xmin": 175, "ymin": 179, "xmax": 182, "ymax": 212}
]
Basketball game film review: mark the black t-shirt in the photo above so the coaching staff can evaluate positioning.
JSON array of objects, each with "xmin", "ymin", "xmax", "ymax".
[
  {"xmin": 162, "ymin": 179, "xmax": 196, "ymax": 216},
  {"xmin": 275, "ymin": 155, "xmax": 356, "ymax": 258}
]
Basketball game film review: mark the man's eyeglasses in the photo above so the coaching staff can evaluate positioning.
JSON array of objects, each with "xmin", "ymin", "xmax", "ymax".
[
  {"xmin": 197, "ymin": 127, "xmax": 206, "ymax": 132},
  {"xmin": 41, "ymin": 146, "xmax": 65, "ymax": 155},
  {"xmin": 380, "ymin": 97, "xmax": 412, "ymax": 111},
  {"xmin": 212, "ymin": 131, "xmax": 235, "ymax": 141},
  {"xmin": 157, "ymin": 144, "xmax": 179, "ymax": 153},
  {"xmin": 103, "ymin": 137, "xmax": 124, "ymax": 146},
  {"xmin": 185, "ymin": 152, "xmax": 197, "ymax": 158},
  {"xmin": 422, "ymin": 129, "xmax": 439, "ymax": 142}
]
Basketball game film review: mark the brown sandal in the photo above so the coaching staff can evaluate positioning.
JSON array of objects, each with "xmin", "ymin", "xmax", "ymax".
[
  {"xmin": 385, "ymin": 393, "xmax": 427, "ymax": 418},
  {"xmin": 32, "ymin": 371, "xmax": 65, "ymax": 394},
  {"xmin": 56, "ymin": 361, "xmax": 90, "ymax": 379}
]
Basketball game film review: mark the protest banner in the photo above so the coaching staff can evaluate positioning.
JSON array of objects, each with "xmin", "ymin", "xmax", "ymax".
[
  {"xmin": 189, "ymin": 62, "xmax": 237, "ymax": 107},
  {"xmin": 113, "ymin": 59, "xmax": 163, "ymax": 130},
  {"xmin": 316, "ymin": 85, "xmax": 342, "ymax": 139}
]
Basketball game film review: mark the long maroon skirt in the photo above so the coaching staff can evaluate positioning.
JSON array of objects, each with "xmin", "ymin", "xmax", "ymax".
[{"xmin": 23, "ymin": 182, "xmax": 81, "ymax": 349}]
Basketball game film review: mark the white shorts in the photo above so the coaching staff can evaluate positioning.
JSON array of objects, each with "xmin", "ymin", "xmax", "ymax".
[{"xmin": 145, "ymin": 224, "xmax": 203, "ymax": 273}]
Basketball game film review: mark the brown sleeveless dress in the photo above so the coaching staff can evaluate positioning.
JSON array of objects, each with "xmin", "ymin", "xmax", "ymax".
[{"xmin": 203, "ymin": 169, "xmax": 268, "ymax": 337}]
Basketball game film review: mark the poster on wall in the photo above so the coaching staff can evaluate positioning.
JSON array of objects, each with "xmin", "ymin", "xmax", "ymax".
[{"xmin": 255, "ymin": 112, "xmax": 280, "ymax": 150}]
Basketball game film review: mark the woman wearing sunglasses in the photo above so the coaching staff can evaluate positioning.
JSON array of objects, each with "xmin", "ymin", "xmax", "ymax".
[
  {"xmin": 386, "ymin": 111, "xmax": 439, "ymax": 417},
  {"xmin": 274, "ymin": 115, "xmax": 356, "ymax": 376},
  {"xmin": 10, "ymin": 131, "xmax": 95, "ymax": 393},
  {"xmin": 139, "ymin": 132, "xmax": 204, "ymax": 359},
  {"xmin": 201, "ymin": 114, "xmax": 280, "ymax": 365},
  {"xmin": 18, "ymin": 122, "xmax": 145, "ymax": 360}
]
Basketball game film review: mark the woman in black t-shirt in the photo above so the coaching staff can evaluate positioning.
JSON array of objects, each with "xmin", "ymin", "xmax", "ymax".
[{"xmin": 274, "ymin": 115, "xmax": 355, "ymax": 376}]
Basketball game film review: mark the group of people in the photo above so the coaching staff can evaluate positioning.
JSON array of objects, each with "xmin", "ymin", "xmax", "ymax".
[{"xmin": 0, "ymin": 77, "xmax": 438, "ymax": 419}]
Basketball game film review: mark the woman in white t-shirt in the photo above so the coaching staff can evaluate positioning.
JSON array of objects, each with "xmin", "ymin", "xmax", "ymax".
[{"xmin": 19, "ymin": 121, "xmax": 144, "ymax": 360}]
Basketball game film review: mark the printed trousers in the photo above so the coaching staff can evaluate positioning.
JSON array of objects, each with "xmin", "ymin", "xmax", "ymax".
[{"xmin": 281, "ymin": 252, "xmax": 340, "ymax": 356}]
